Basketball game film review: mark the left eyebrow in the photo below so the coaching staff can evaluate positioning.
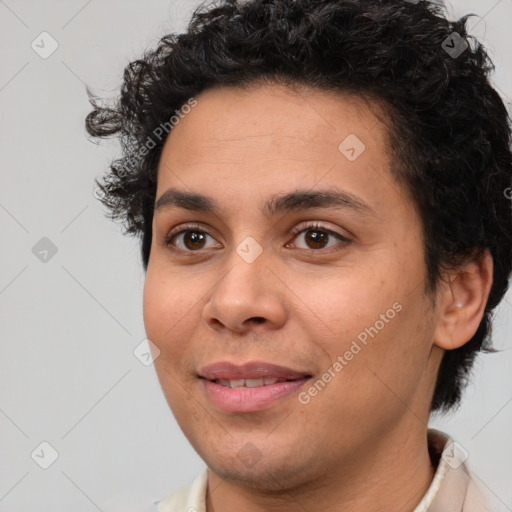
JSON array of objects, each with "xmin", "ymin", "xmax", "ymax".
[
  {"xmin": 154, "ymin": 187, "xmax": 377, "ymax": 218},
  {"xmin": 262, "ymin": 188, "xmax": 377, "ymax": 218}
]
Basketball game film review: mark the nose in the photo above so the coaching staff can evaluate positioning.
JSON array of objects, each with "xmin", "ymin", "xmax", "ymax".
[{"xmin": 201, "ymin": 252, "xmax": 288, "ymax": 334}]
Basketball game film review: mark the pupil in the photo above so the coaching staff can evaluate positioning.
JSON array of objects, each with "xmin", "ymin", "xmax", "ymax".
[
  {"xmin": 306, "ymin": 230, "xmax": 327, "ymax": 249},
  {"xmin": 184, "ymin": 231, "xmax": 205, "ymax": 250}
]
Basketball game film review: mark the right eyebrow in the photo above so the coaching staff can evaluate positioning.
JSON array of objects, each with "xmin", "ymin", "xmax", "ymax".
[{"xmin": 154, "ymin": 188, "xmax": 219, "ymax": 215}]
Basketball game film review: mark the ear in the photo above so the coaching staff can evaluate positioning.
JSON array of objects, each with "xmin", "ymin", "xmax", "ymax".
[{"xmin": 433, "ymin": 249, "xmax": 493, "ymax": 350}]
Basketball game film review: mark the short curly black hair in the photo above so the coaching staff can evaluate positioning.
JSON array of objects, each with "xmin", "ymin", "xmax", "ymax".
[{"xmin": 86, "ymin": 0, "xmax": 512, "ymax": 413}]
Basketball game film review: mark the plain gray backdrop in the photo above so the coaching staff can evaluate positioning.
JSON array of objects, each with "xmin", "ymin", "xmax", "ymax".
[{"xmin": 1, "ymin": 0, "xmax": 511, "ymax": 511}]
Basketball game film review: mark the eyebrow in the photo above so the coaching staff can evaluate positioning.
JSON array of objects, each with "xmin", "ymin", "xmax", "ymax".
[{"xmin": 154, "ymin": 187, "xmax": 376, "ymax": 218}]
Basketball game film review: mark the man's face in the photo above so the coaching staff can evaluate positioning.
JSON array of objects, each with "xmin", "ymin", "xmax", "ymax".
[{"xmin": 143, "ymin": 84, "xmax": 442, "ymax": 488}]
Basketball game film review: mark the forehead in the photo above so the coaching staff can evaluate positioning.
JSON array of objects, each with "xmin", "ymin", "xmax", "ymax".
[
  {"xmin": 160, "ymin": 84, "xmax": 387, "ymax": 163},
  {"xmin": 155, "ymin": 83, "xmax": 408, "ymax": 222}
]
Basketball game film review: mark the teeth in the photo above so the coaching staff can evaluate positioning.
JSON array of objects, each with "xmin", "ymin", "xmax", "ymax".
[
  {"xmin": 229, "ymin": 379, "xmax": 245, "ymax": 388},
  {"xmin": 244, "ymin": 378, "xmax": 264, "ymax": 388},
  {"xmin": 214, "ymin": 378, "xmax": 289, "ymax": 388}
]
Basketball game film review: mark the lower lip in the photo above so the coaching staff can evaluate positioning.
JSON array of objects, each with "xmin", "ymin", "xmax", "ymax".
[{"xmin": 201, "ymin": 378, "xmax": 310, "ymax": 413}]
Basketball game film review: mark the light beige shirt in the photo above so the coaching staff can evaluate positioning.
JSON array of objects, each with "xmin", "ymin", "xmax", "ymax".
[{"xmin": 157, "ymin": 429, "xmax": 509, "ymax": 512}]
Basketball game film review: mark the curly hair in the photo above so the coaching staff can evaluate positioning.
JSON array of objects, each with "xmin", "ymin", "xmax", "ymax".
[{"xmin": 85, "ymin": 0, "xmax": 512, "ymax": 413}]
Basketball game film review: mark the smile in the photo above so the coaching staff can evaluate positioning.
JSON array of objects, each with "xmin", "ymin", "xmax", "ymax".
[
  {"xmin": 198, "ymin": 361, "xmax": 312, "ymax": 412},
  {"xmin": 213, "ymin": 377, "xmax": 295, "ymax": 388}
]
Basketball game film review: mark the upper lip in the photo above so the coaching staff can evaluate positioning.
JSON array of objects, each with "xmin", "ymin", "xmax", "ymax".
[{"xmin": 199, "ymin": 361, "xmax": 311, "ymax": 380}]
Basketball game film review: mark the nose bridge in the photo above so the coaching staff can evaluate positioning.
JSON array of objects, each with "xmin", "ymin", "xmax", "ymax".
[{"xmin": 202, "ymin": 239, "xmax": 288, "ymax": 332}]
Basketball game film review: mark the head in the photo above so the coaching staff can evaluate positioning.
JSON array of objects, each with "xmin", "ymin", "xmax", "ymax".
[{"xmin": 86, "ymin": 0, "xmax": 511, "ymax": 490}]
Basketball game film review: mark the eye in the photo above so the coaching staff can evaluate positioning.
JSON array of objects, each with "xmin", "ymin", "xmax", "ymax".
[
  {"xmin": 287, "ymin": 222, "xmax": 350, "ymax": 251},
  {"xmin": 164, "ymin": 224, "xmax": 221, "ymax": 252},
  {"xmin": 163, "ymin": 221, "xmax": 350, "ymax": 254}
]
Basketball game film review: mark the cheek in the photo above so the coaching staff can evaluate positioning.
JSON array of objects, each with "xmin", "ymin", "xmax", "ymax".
[
  {"xmin": 331, "ymin": 298, "xmax": 432, "ymax": 412},
  {"xmin": 143, "ymin": 265, "xmax": 193, "ymax": 330},
  {"xmin": 143, "ymin": 272, "xmax": 199, "ymax": 415},
  {"xmin": 142, "ymin": 269, "xmax": 190, "ymax": 356},
  {"xmin": 142, "ymin": 268, "xmax": 212, "ymax": 390},
  {"xmin": 298, "ymin": 267, "xmax": 430, "ymax": 393},
  {"xmin": 295, "ymin": 268, "xmax": 403, "ymax": 345},
  {"xmin": 142, "ymin": 270, "xmax": 167, "ymax": 344},
  {"xmin": 302, "ymin": 315, "xmax": 425, "ymax": 446}
]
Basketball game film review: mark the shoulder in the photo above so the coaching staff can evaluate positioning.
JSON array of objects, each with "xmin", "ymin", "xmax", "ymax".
[
  {"xmin": 463, "ymin": 475, "xmax": 510, "ymax": 512},
  {"xmin": 424, "ymin": 429, "xmax": 510, "ymax": 512},
  {"xmin": 156, "ymin": 469, "xmax": 208, "ymax": 512}
]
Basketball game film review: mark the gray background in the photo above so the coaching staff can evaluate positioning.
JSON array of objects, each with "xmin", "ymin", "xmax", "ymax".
[{"xmin": 0, "ymin": 0, "xmax": 511, "ymax": 510}]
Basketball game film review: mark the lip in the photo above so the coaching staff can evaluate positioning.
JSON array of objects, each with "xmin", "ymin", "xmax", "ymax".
[
  {"xmin": 199, "ymin": 361, "xmax": 312, "ymax": 413},
  {"xmin": 199, "ymin": 361, "xmax": 310, "ymax": 380}
]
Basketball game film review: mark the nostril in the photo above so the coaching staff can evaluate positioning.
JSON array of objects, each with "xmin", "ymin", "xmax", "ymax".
[{"xmin": 250, "ymin": 317, "xmax": 265, "ymax": 324}]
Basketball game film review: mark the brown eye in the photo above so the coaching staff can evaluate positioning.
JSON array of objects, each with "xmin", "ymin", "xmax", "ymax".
[
  {"xmin": 164, "ymin": 225, "xmax": 221, "ymax": 252},
  {"xmin": 303, "ymin": 229, "xmax": 330, "ymax": 249},
  {"xmin": 289, "ymin": 222, "xmax": 350, "ymax": 251},
  {"xmin": 182, "ymin": 231, "xmax": 207, "ymax": 250}
]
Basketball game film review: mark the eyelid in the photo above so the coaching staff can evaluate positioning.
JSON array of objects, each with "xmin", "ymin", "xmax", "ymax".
[
  {"xmin": 166, "ymin": 222, "xmax": 213, "ymax": 239},
  {"xmin": 289, "ymin": 220, "xmax": 350, "ymax": 240}
]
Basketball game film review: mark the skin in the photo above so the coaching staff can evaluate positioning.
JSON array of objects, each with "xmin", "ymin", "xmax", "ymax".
[{"xmin": 143, "ymin": 83, "xmax": 493, "ymax": 512}]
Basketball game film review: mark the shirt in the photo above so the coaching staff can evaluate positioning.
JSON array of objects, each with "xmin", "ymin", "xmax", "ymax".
[{"xmin": 156, "ymin": 429, "xmax": 509, "ymax": 512}]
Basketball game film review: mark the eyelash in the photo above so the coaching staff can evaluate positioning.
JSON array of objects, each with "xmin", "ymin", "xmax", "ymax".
[{"xmin": 163, "ymin": 221, "xmax": 350, "ymax": 254}]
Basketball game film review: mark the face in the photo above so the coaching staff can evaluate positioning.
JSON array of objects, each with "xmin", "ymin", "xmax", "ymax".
[{"xmin": 143, "ymin": 84, "xmax": 442, "ymax": 489}]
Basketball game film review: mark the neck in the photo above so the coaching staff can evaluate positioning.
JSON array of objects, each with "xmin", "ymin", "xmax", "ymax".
[{"xmin": 206, "ymin": 424, "xmax": 436, "ymax": 512}]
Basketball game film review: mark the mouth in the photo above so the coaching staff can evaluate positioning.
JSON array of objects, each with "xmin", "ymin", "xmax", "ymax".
[
  {"xmin": 209, "ymin": 377, "xmax": 302, "ymax": 388},
  {"xmin": 198, "ymin": 361, "xmax": 312, "ymax": 412},
  {"xmin": 199, "ymin": 360, "xmax": 311, "ymax": 381}
]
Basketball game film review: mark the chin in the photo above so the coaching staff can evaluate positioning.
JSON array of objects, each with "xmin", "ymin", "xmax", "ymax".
[{"xmin": 201, "ymin": 443, "xmax": 320, "ymax": 492}]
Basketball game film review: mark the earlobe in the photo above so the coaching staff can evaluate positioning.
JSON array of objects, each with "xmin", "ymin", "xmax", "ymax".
[{"xmin": 433, "ymin": 250, "xmax": 493, "ymax": 351}]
